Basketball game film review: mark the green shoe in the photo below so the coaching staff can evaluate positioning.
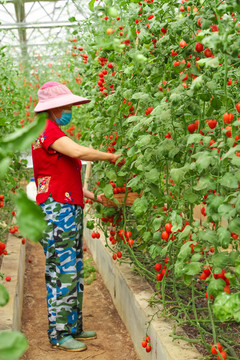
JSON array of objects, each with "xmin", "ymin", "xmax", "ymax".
[
  {"xmin": 73, "ymin": 330, "xmax": 97, "ymax": 340},
  {"xmin": 52, "ymin": 335, "xmax": 87, "ymax": 352}
]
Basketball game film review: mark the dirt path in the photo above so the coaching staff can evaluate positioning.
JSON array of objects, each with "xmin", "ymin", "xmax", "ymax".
[{"xmin": 20, "ymin": 239, "xmax": 140, "ymax": 360}]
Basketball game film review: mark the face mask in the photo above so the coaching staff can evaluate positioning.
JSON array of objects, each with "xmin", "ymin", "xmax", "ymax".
[{"xmin": 55, "ymin": 110, "xmax": 72, "ymax": 125}]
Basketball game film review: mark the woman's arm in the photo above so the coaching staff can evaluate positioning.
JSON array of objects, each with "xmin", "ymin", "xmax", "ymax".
[
  {"xmin": 83, "ymin": 188, "xmax": 103, "ymax": 203},
  {"xmin": 50, "ymin": 136, "xmax": 121, "ymax": 163}
]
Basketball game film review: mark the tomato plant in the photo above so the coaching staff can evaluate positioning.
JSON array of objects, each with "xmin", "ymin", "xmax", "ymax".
[
  {"xmin": 62, "ymin": 0, "xmax": 240, "ymax": 357},
  {"xmin": 1, "ymin": 0, "xmax": 240, "ymax": 358}
]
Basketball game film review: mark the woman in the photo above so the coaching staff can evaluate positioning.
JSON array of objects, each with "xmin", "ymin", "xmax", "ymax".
[{"xmin": 32, "ymin": 81, "xmax": 122, "ymax": 352}]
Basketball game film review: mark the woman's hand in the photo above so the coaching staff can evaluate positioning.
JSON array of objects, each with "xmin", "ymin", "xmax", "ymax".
[
  {"xmin": 83, "ymin": 188, "xmax": 104, "ymax": 204},
  {"xmin": 96, "ymin": 194, "xmax": 104, "ymax": 204},
  {"xmin": 110, "ymin": 154, "xmax": 126, "ymax": 167}
]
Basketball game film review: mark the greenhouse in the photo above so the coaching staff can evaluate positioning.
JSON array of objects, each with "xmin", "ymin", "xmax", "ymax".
[{"xmin": 0, "ymin": 0, "xmax": 240, "ymax": 359}]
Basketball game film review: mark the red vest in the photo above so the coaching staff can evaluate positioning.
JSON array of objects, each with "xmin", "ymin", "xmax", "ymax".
[{"xmin": 31, "ymin": 119, "xmax": 84, "ymax": 208}]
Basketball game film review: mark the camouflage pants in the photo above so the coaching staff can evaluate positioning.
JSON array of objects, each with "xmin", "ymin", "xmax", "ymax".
[{"xmin": 39, "ymin": 195, "xmax": 84, "ymax": 345}]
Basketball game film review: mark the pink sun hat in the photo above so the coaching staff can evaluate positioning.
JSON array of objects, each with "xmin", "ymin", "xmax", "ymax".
[{"xmin": 34, "ymin": 81, "xmax": 91, "ymax": 113}]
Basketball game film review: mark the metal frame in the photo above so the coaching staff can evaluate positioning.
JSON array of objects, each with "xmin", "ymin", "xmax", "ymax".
[{"xmin": 0, "ymin": 0, "xmax": 89, "ymax": 58}]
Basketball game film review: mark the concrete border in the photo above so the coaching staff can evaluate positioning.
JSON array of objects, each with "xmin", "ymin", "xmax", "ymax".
[
  {"xmin": 0, "ymin": 233, "xmax": 25, "ymax": 331},
  {"xmin": 83, "ymin": 213, "xmax": 200, "ymax": 360}
]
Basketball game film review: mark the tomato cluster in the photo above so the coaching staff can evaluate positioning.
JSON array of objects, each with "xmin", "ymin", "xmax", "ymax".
[
  {"xmin": 211, "ymin": 342, "xmax": 227, "ymax": 360},
  {"xmin": 0, "ymin": 241, "xmax": 7, "ymax": 256},
  {"xmin": 109, "ymin": 180, "xmax": 126, "ymax": 194},
  {"xmin": 9, "ymin": 225, "xmax": 19, "ymax": 234},
  {"xmin": 91, "ymin": 232, "xmax": 100, "ymax": 239},
  {"xmin": 109, "ymin": 229, "xmax": 133, "ymax": 247},
  {"xmin": 112, "ymin": 251, "xmax": 122, "ymax": 260},
  {"xmin": 141, "ymin": 335, "xmax": 151, "ymax": 353},
  {"xmin": 0, "ymin": 194, "xmax": 4, "ymax": 207},
  {"xmin": 69, "ymin": 39, "xmax": 88, "ymax": 63},
  {"xmin": 155, "ymin": 260, "xmax": 169, "ymax": 282}
]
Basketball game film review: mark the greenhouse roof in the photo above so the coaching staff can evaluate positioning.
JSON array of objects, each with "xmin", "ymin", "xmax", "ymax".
[{"xmin": 0, "ymin": 0, "xmax": 90, "ymax": 59}]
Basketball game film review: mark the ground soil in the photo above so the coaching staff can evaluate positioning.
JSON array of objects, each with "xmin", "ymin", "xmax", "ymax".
[{"xmin": 20, "ymin": 238, "xmax": 140, "ymax": 360}]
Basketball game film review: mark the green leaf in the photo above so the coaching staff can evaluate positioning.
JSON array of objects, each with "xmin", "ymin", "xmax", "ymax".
[
  {"xmin": 195, "ymin": 152, "xmax": 212, "ymax": 172},
  {"xmin": 0, "ymin": 330, "xmax": 28, "ymax": 360},
  {"xmin": 145, "ymin": 168, "xmax": 159, "ymax": 184},
  {"xmin": 153, "ymin": 231, "xmax": 162, "ymax": 242},
  {"xmin": 194, "ymin": 175, "xmax": 213, "ymax": 191},
  {"xmin": 212, "ymin": 252, "xmax": 229, "ymax": 268},
  {"xmin": 213, "ymin": 292, "xmax": 232, "ymax": 322},
  {"xmin": 126, "ymin": 176, "xmax": 140, "ymax": 189},
  {"xmin": 191, "ymin": 253, "xmax": 202, "ymax": 262},
  {"xmin": 199, "ymin": 229, "xmax": 217, "ymax": 245},
  {"xmin": 108, "ymin": 7, "xmax": 119, "ymax": 18},
  {"xmin": 217, "ymin": 227, "xmax": 231, "ymax": 249},
  {"xmin": 219, "ymin": 172, "xmax": 238, "ymax": 189},
  {"xmin": 141, "ymin": 232, "xmax": 150, "ymax": 242},
  {"xmin": 197, "ymin": 57, "xmax": 219, "ymax": 68},
  {"xmin": 152, "ymin": 217, "xmax": 162, "ymax": 232},
  {"xmin": 0, "ymin": 284, "xmax": 9, "ymax": 307},
  {"xmin": 183, "ymin": 274, "xmax": 193, "ymax": 286},
  {"xmin": 103, "ymin": 207, "xmax": 116, "ymax": 217},
  {"xmin": 187, "ymin": 134, "xmax": 202, "ymax": 146},
  {"xmin": 218, "ymin": 204, "xmax": 236, "ymax": 220},
  {"xmin": 148, "ymin": 244, "xmax": 162, "ymax": 259},
  {"xmin": 183, "ymin": 191, "xmax": 198, "ymax": 204},
  {"xmin": 231, "ymin": 156, "xmax": 240, "ymax": 167},
  {"xmin": 222, "ymin": 144, "xmax": 240, "ymax": 160},
  {"xmin": 235, "ymin": 264, "xmax": 240, "ymax": 280},
  {"xmin": 0, "ymin": 157, "xmax": 11, "ymax": 179},
  {"xmin": 88, "ymin": 0, "xmax": 95, "ymax": 11},
  {"xmin": 208, "ymin": 278, "xmax": 225, "ymax": 297},
  {"xmin": 87, "ymin": 220, "xmax": 95, "ymax": 230},
  {"xmin": 228, "ymin": 218, "xmax": 240, "ymax": 235},
  {"xmin": 183, "ymin": 262, "xmax": 202, "ymax": 276},
  {"xmin": 196, "ymin": 29, "xmax": 211, "ymax": 42},
  {"xmin": 131, "ymin": 197, "xmax": 148, "ymax": 217},
  {"xmin": 135, "ymin": 135, "xmax": 152, "ymax": 148},
  {"xmin": 170, "ymin": 211, "xmax": 183, "ymax": 232},
  {"xmin": 1, "ymin": 113, "xmax": 47, "ymax": 154},
  {"xmin": 208, "ymin": 195, "xmax": 224, "ymax": 212},
  {"xmin": 170, "ymin": 165, "xmax": 189, "ymax": 184},
  {"xmin": 106, "ymin": 169, "xmax": 117, "ymax": 182},
  {"xmin": 177, "ymin": 242, "xmax": 192, "ymax": 261},
  {"xmin": 160, "ymin": 241, "xmax": 171, "ymax": 257},
  {"xmin": 191, "ymin": 75, "xmax": 203, "ymax": 90},
  {"xmin": 132, "ymin": 92, "xmax": 150, "ymax": 101},
  {"xmin": 151, "ymin": 107, "xmax": 171, "ymax": 121},
  {"xmin": 232, "ymin": 294, "xmax": 240, "ymax": 322},
  {"xmin": 169, "ymin": 93, "xmax": 182, "ymax": 105},
  {"xmin": 103, "ymin": 184, "xmax": 113, "ymax": 198},
  {"xmin": 15, "ymin": 191, "xmax": 47, "ymax": 243},
  {"xmin": 179, "ymin": 225, "xmax": 192, "ymax": 240},
  {"xmin": 69, "ymin": 16, "xmax": 77, "ymax": 22}
]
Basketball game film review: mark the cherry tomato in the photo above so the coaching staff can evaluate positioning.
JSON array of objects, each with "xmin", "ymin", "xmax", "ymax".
[
  {"xmin": 217, "ymin": 351, "xmax": 227, "ymax": 360},
  {"xmin": 211, "ymin": 343, "xmax": 223, "ymax": 355},
  {"xmin": 165, "ymin": 223, "xmax": 172, "ymax": 233},
  {"xmin": 161, "ymin": 231, "xmax": 169, "ymax": 240},
  {"xmin": 154, "ymin": 263, "xmax": 161, "ymax": 271}
]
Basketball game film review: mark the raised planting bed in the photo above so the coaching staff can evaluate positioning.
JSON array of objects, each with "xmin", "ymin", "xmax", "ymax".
[
  {"xmin": 0, "ymin": 232, "xmax": 25, "ymax": 331},
  {"xmin": 83, "ymin": 211, "xmax": 201, "ymax": 360}
]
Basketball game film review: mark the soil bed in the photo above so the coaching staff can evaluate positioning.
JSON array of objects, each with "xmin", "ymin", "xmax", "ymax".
[
  {"xmin": 20, "ymin": 238, "xmax": 140, "ymax": 360},
  {"xmin": 141, "ymin": 269, "xmax": 240, "ymax": 360}
]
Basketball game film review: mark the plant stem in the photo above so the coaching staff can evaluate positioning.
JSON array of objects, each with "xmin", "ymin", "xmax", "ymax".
[
  {"xmin": 192, "ymin": 282, "xmax": 209, "ymax": 349},
  {"xmin": 224, "ymin": 53, "xmax": 228, "ymax": 110}
]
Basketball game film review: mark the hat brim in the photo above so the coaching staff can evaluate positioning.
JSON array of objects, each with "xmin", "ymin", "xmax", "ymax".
[{"xmin": 34, "ymin": 94, "xmax": 91, "ymax": 113}]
